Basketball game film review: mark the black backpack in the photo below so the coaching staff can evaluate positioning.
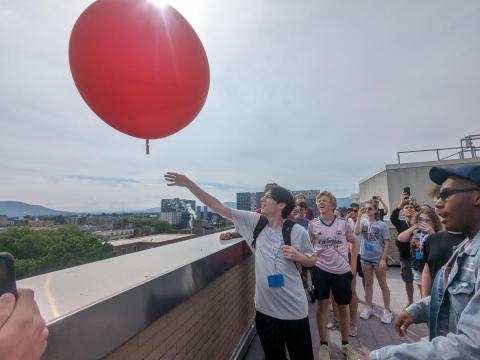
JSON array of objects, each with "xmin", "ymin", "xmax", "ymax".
[{"xmin": 251, "ymin": 215, "xmax": 313, "ymax": 270}]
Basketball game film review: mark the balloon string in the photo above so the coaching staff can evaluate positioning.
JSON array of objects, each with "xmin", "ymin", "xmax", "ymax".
[{"xmin": 146, "ymin": 139, "xmax": 150, "ymax": 155}]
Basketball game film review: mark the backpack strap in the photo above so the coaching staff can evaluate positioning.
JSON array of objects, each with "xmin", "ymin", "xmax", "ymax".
[
  {"xmin": 252, "ymin": 215, "xmax": 269, "ymax": 248},
  {"xmin": 282, "ymin": 219, "xmax": 296, "ymax": 246}
]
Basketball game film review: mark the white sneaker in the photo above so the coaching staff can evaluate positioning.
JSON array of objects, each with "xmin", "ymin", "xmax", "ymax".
[
  {"xmin": 327, "ymin": 319, "xmax": 339, "ymax": 330},
  {"xmin": 381, "ymin": 310, "xmax": 393, "ymax": 324},
  {"xmin": 360, "ymin": 306, "xmax": 373, "ymax": 320},
  {"xmin": 349, "ymin": 323, "xmax": 358, "ymax": 337},
  {"xmin": 341, "ymin": 343, "xmax": 357, "ymax": 360},
  {"xmin": 318, "ymin": 344, "xmax": 330, "ymax": 360}
]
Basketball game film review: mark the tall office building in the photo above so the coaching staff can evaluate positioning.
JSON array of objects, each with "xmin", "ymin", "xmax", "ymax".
[
  {"xmin": 236, "ymin": 192, "xmax": 263, "ymax": 211},
  {"xmin": 236, "ymin": 189, "xmax": 320, "ymax": 217},
  {"xmin": 161, "ymin": 198, "xmax": 196, "ymax": 213}
]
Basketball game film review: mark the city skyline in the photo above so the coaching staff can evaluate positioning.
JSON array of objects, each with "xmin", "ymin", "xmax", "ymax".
[{"xmin": 1, "ymin": 1, "xmax": 479, "ymax": 211}]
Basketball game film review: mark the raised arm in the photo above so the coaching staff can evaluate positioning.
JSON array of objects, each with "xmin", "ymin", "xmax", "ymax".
[
  {"xmin": 397, "ymin": 226, "xmax": 417, "ymax": 242},
  {"xmin": 378, "ymin": 196, "xmax": 389, "ymax": 215},
  {"xmin": 164, "ymin": 172, "xmax": 232, "ymax": 220}
]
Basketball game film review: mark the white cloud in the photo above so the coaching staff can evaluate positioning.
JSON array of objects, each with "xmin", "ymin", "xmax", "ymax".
[{"xmin": 1, "ymin": 0, "xmax": 479, "ymax": 211}]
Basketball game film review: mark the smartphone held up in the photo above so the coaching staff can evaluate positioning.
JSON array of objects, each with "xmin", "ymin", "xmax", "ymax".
[{"xmin": 0, "ymin": 252, "xmax": 17, "ymax": 298}]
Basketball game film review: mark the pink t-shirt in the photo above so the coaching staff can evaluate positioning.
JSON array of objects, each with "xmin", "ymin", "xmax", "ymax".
[{"xmin": 308, "ymin": 216, "xmax": 354, "ymax": 274}]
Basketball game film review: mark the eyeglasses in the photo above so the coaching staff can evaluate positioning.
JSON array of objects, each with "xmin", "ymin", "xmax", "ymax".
[{"xmin": 438, "ymin": 187, "xmax": 480, "ymax": 201}]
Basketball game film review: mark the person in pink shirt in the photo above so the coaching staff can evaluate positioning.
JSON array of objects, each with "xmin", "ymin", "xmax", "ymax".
[{"xmin": 309, "ymin": 191, "xmax": 357, "ymax": 360}]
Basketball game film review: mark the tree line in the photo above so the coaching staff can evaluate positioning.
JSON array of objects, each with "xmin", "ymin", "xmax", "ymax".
[{"xmin": 0, "ymin": 226, "xmax": 116, "ymax": 279}]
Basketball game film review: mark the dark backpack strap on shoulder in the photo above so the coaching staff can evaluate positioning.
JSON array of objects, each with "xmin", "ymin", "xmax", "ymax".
[
  {"xmin": 252, "ymin": 215, "xmax": 269, "ymax": 248},
  {"xmin": 282, "ymin": 219, "xmax": 296, "ymax": 246}
]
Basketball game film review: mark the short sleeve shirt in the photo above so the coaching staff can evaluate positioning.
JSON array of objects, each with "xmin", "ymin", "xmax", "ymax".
[
  {"xmin": 308, "ymin": 216, "xmax": 354, "ymax": 274},
  {"xmin": 231, "ymin": 209, "xmax": 314, "ymax": 320},
  {"xmin": 359, "ymin": 219, "xmax": 390, "ymax": 263}
]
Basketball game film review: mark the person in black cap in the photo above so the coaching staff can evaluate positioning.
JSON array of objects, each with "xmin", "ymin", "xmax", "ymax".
[{"xmin": 363, "ymin": 164, "xmax": 480, "ymax": 360}]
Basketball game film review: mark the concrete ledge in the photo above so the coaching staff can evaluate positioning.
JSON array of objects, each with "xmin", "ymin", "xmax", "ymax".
[{"xmin": 19, "ymin": 233, "xmax": 254, "ymax": 360}]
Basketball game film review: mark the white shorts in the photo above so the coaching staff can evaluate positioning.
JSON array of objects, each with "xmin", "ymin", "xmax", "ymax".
[{"xmin": 413, "ymin": 269, "xmax": 422, "ymax": 285}]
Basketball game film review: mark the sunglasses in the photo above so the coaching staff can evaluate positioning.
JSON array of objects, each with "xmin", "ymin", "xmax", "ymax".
[
  {"xmin": 438, "ymin": 187, "xmax": 480, "ymax": 201},
  {"xmin": 418, "ymin": 216, "xmax": 431, "ymax": 223},
  {"xmin": 366, "ymin": 207, "xmax": 374, "ymax": 211}
]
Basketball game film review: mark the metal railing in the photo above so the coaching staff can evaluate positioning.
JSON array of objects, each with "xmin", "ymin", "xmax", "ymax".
[{"xmin": 397, "ymin": 134, "xmax": 480, "ymax": 164}]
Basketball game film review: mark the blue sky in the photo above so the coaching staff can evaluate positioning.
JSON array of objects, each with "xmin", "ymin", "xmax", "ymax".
[{"xmin": 1, "ymin": 0, "xmax": 479, "ymax": 212}]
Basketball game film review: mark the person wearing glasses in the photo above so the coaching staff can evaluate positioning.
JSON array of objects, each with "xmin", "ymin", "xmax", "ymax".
[
  {"xmin": 164, "ymin": 173, "xmax": 316, "ymax": 360},
  {"xmin": 397, "ymin": 208, "xmax": 442, "ymax": 297},
  {"xmin": 364, "ymin": 165, "xmax": 480, "ymax": 360},
  {"xmin": 420, "ymin": 187, "xmax": 465, "ymax": 297},
  {"xmin": 355, "ymin": 200, "xmax": 393, "ymax": 324}
]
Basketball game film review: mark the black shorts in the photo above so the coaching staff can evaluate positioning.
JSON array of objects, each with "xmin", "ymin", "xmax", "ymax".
[
  {"xmin": 356, "ymin": 254, "xmax": 364, "ymax": 278},
  {"xmin": 311, "ymin": 267, "xmax": 353, "ymax": 305}
]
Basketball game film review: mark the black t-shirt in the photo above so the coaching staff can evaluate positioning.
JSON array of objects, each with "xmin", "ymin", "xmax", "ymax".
[
  {"xmin": 423, "ymin": 231, "xmax": 465, "ymax": 282},
  {"xmin": 390, "ymin": 208, "xmax": 412, "ymax": 259}
]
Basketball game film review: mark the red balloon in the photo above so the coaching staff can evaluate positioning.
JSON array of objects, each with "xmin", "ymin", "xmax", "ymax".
[{"xmin": 69, "ymin": 0, "xmax": 210, "ymax": 139}]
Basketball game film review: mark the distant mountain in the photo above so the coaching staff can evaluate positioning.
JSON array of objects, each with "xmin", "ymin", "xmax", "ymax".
[
  {"xmin": 0, "ymin": 201, "xmax": 77, "ymax": 217},
  {"xmin": 139, "ymin": 207, "xmax": 161, "ymax": 213}
]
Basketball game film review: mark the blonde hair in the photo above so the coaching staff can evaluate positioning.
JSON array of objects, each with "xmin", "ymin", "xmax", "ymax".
[{"xmin": 316, "ymin": 191, "xmax": 337, "ymax": 209}]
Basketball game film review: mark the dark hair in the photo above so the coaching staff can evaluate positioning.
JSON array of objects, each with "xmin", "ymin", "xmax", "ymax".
[
  {"xmin": 264, "ymin": 183, "xmax": 278, "ymax": 192},
  {"xmin": 297, "ymin": 201, "xmax": 307, "ymax": 210},
  {"xmin": 269, "ymin": 186, "xmax": 295, "ymax": 219},
  {"xmin": 350, "ymin": 202, "xmax": 359, "ymax": 209}
]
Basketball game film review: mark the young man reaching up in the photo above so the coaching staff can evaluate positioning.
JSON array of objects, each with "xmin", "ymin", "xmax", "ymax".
[{"xmin": 164, "ymin": 172, "xmax": 316, "ymax": 360}]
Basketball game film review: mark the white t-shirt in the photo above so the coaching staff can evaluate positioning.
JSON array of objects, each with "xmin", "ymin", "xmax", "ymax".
[{"xmin": 231, "ymin": 209, "xmax": 314, "ymax": 320}]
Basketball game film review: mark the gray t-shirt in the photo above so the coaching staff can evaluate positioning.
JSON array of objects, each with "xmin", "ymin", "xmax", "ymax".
[
  {"xmin": 231, "ymin": 209, "xmax": 314, "ymax": 320},
  {"xmin": 359, "ymin": 219, "xmax": 390, "ymax": 263}
]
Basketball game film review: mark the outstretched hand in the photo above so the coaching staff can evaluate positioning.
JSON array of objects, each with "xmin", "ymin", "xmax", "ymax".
[{"xmin": 164, "ymin": 172, "xmax": 189, "ymax": 187}]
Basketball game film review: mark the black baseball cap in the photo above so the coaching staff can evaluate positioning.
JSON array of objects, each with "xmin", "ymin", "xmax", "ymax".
[{"xmin": 429, "ymin": 165, "xmax": 480, "ymax": 187}]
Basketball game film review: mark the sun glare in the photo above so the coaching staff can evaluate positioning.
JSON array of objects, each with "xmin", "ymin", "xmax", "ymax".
[{"xmin": 148, "ymin": 0, "xmax": 169, "ymax": 8}]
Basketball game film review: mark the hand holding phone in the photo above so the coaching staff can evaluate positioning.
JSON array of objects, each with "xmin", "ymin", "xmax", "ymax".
[{"xmin": 0, "ymin": 253, "xmax": 17, "ymax": 298}]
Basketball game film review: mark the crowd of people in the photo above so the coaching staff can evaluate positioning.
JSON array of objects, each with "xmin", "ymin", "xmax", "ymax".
[
  {"xmin": 166, "ymin": 163, "xmax": 480, "ymax": 360},
  {"xmin": 1, "ymin": 164, "xmax": 478, "ymax": 360}
]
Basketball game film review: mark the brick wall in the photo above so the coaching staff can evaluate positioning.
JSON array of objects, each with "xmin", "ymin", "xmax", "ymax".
[
  {"xmin": 387, "ymin": 223, "xmax": 400, "ymax": 262},
  {"xmin": 103, "ymin": 255, "xmax": 255, "ymax": 360}
]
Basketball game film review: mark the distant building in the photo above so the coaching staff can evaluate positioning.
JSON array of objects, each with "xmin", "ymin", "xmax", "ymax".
[
  {"xmin": 202, "ymin": 206, "xmax": 208, "ymax": 220},
  {"xmin": 159, "ymin": 212, "xmax": 183, "ymax": 226},
  {"xmin": 85, "ymin": 216, "xmax": 114, "ymax": 226},
  {"xmin": 94, "ymin": 228, "xmax": 134, "ymax": 241},
  {"xmin": 161, "ymin": 198, "xmax": 196, "ymax": 213},
  {"xmin": 196, "ymin": 206, "xmax": 202, "ymax": 219},
  {"xmin": 28, "ymin": 219, "xmax": 55, "ymax": 227},
  {"xmin": 0, "ymin": 215, "xmax": 8, "ymax": 227},
  {"xmin": 236, "ymin": 192, "xmax": 263, "ymax": 211},
  {"xmin": 359, "ymin": 158, "xmax": 480, "ymax": 216},
  {"xmin": 349, "ymin": 193, "xmax": 360, "ymax": 205},
  {"xmin": 237, "ymin": 189, "xmax": 320, "ymax": 216}
]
